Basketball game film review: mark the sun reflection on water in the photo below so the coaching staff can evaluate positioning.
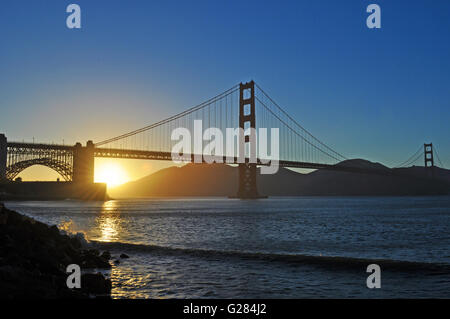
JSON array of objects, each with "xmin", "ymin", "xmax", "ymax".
[{"xmin": 97, "ymin": 200, "xmax": 121, "ymax": 242}]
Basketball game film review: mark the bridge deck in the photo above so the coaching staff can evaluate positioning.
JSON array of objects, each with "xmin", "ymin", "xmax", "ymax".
[
  {"xmin": 5, "ymin": 142, "xmax": 406, "ymax": 177},
  {"xmin": 93, "ymin": 147, "xmax": 397, "ymax": 176},
  {"xmin": 7, "ymin": 142, "xmax": 74, "ymax": 151}
]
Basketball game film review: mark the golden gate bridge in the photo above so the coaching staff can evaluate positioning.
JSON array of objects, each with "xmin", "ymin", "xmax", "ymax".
[{"xmin": 0, "ymin": 81, "xmax": 445, "ymax": 198}]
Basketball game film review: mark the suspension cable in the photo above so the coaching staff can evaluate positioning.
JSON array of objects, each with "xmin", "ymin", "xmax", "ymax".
[
  {"xmin": 255, "ymin": 83, "xmax": 347, "ymax": 161},
  {"xmin": 434, "ymin": 146, "xmax": 445, "ymax": 168},
  {"xmin": 256, "ymin": 96, "xmax": 342, "ymax": 162},
  {"xmin": 393, "ymin": 145, "xmax": 423, "ymax": 168},
  {"xmin": 95, "ymin": 85, "xmax": 239, "ymax": 146}
]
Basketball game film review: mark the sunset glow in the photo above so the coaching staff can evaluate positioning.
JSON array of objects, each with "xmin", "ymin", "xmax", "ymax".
[{"xmin": 95, "ymin": 163, "xmax": 129, "ymax": 187}]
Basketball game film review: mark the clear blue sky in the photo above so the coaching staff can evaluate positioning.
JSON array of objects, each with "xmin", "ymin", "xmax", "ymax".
[{"xmin": 0, "ymin": 0, "xmax": 449, "ymax": 168}]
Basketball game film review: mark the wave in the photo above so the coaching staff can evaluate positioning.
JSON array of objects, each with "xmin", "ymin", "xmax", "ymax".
[{"xmin": 90, "ymin": 240, "xmax": 450, "ymax": 273}]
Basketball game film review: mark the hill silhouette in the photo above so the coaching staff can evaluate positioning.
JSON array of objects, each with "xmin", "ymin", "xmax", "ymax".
[{"xmin": 109, "ymin": 160, "xmax": 450, "ymax": 198}]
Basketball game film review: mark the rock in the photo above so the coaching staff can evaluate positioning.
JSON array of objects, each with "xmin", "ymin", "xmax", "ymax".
[
  {"xmin": 0, "ymin": 206, "xmax": 111, "ymax": 298},
  {"xmin": 0, "ymin": 205, "xmax": 7, "ymax": 225},
  {"xmin": 80, "ymin": 250, "xmax": 111, "ymax": 268},
  {"xmin": 120, "ymin": 253, "xmax": 129, "ymax": 259},
  {"xmin": 114, "ymin": 259, "xmax": 120, "ymax": 265},
  {"xmin": 49, "ymin": 225, "xmax": 60, "ymax": 235},
  {"xmin": 87, "ymin": 249, "xmax": 100, "ymax": 256},
  {"xmin": 81, "ymin": 273, "xmax": 112, "ymax": 295},
  {"xmin": 100, "ymin": 251, "xmax": 111, "ymax": 260}
]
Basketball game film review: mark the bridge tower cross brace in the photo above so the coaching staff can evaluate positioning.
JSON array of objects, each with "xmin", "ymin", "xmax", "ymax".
[
  {"xmin": 236, "ymin": 81, "xmax": 260, "ymax": 199},
  {"xmin": 424, "ymin": 143, "xmax": 434, "ymax": 168}
]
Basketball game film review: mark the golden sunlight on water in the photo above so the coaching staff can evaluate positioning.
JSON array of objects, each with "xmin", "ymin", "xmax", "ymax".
[
  {"xmin": 96, "ymin": 201, "xmax": 121, "ymax": 242},
  {"xmin": 110, "ymin": 267, "xmax": 154, "ymax": 299}
]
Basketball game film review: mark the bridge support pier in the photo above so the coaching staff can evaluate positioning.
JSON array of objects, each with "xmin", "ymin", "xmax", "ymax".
[
  {"xmin": 236, "ymin": 81, "xmax": 263, "ymax": 199},
  {"xmin": 73, "ymin": 141, "xmax": 95, "ymax": 184},
  {"xmin": 237, "ymin": 162, "xmax": 260, "ymax": 198},
  {"xmin": 0, "ymin": 134, "xmax": 6, "ymax": 182}
]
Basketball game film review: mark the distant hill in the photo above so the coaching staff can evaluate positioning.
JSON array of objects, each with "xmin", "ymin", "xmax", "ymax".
[
  {"xmin": 109, "ymin": 160, "xmax": 450, "ymax": 198},
  {"xmin": 111, "ymin": 163, "xmax": 236, "ymax": 197}
]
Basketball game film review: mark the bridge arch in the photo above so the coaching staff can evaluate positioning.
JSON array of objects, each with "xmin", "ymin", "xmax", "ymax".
[{"xmin": 6, "ymin": 158, "xmax": 73, "ymax": 181}]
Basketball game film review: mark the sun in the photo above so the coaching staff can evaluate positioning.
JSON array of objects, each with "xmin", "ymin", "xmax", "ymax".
[{"xmin": 94, "ymin": 162, "xmax": 129, "ymax": 187}]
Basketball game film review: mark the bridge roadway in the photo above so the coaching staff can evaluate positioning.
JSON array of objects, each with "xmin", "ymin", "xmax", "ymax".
[
  {"xmin": 94, "ymin": 147, "xmax": 401, "ymax": 176},
  {"xmin": 6, "ymin": 141, "xmax": 398, "ymax": 177}
]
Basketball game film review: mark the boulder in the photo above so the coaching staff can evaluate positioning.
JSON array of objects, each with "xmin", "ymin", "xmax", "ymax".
[
  {"xmin": 0, "ymin": 206, "xmax": 112, "ymax": 298},
  {"xmin": 81, "ymin": 273, "xmax": 112, "ymax": 295}
]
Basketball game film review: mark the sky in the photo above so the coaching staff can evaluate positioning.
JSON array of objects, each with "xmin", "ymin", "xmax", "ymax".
[{"xmin": 0, "ymin": 0, "xmax": 449, "ymax": 183}]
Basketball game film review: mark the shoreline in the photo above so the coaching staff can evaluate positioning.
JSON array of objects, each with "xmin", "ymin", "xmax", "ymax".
[
  {"xmin": 0, "ymin": 202, "xmax": 112, "ymax": 299},
  {"xmin": 3, "ymin": 193, "xmax": 450, "ymax": 202},
  {"xmin": 4, "ymin": 198, "xmax": 450, "ymax": 299}
]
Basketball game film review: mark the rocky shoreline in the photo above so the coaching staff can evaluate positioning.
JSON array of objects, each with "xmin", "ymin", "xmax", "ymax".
[{"xmin": 0, "ymin": 202, "xmax": 112, "ymax": 298}]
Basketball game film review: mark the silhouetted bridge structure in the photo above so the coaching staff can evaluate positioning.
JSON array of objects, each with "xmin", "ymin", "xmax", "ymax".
[{"xmin": 0, "ymin": 81, "xmax": 445, "ymax": 198}]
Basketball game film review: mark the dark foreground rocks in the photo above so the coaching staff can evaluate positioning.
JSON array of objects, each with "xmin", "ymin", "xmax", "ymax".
[{"xmin": 0, "ymin": 203, "xmax": 112, "ymax": 299}]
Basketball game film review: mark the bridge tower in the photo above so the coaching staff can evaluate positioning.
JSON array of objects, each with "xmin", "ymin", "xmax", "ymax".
[
  {"xmin": 424, "ymin": 143, "xmax": 434, "ymax": 168},
  {"xmin": 73, "ymin": 140, "xmax": 95, "ymax": 184},
  {"xmin": 236, "ymin": 81, "xmax": 260, "ymax": 199},
  {"xmin": 0, "ymin": 134, "xmax": 6, "ymax": 182},
  {"xmin": 424, "ymin": 143, "xmax": 435, "ymax": 178}
]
